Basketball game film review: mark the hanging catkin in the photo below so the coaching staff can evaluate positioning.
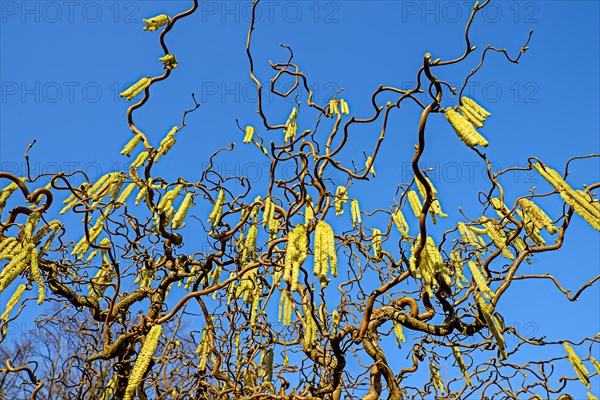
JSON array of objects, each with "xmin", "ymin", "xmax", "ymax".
[
  {"xmin": 123, "ymin": 324, "xmax": 163, "ymax": 400},
  {"xmin": 415, "ymin": 176, "xmax": 448, "ymax": 220},
  {"xmin": 452, "ymin": 346, "xmax": 472, "ymax": 387},
  {"xmin": 518, "ymin": 198, "xmax": 558, "ymax": 234},
  {"xmin": 563, "ymin": 342, "xmax": 591, "ymax": 389},
  {"xmin": 445, "ymin": 107, "xmax": 488, "ymax": 147},
  {"xmin": 392, "ymin": 207, "xmax": 409, "ymax": 236},
  {"xmin": 283, "ymin": 224, "xmax": 308, "ymax": 291},
  {"xmin": 532, "ymin": 162, "xmax": 600, "ymax": 231},
  {"xmin": 313, "ymin": 221, "xmax": 337, "ymax": 278},
  {"xmin": 208, "ymin": 189, "xmax": 225, "ymax": 226},
  {"xmin": 335, "ymin": 186, "xmax": 348, "ymax": 216},
  {"xmin": 407, "ymin": 190, "xmax": 422, "ymax": 218}
]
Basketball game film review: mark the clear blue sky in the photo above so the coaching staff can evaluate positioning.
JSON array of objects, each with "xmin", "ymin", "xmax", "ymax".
[{"xmin": 1, "ymin": 0, "xmax": 599, "ymax": 397}]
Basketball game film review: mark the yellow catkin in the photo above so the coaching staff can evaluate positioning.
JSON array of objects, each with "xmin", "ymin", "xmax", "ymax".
[
  {"xmin": 103, "ymin": 375, "xmax": 117, "ymax": 400},
  {"xmin": 155, "ymin": 131, "xmax": 178, "ymax": 162},
  {"xmin": 23, "ymin": 212, "xmax": 41, "ymax": 241},
  {"xmin": 314, "ymin": 221, "xmax": 336, "ymax": 279},
  {"xmin": 532, "ymin": 163, "xmax": 600, "ymax": 231},
  {"xmin": 0, "ymin": 283, "xmax": 27, "ymax": 322},
  {"xmin": 340, "ymin": 99, "xmax": 350, "ymax": 115},
  {"xmin": 430, "ymin": 360, "xmax": 445, "ymax": 395},
  {"xmin": 88, "ymin": 262, "xmax": 113, "ymax": 299},
  {"xmin": 278, "ymin": 289, "xmax": 285, "ymax": 323},
  {"xmin": 250, "ymin": 282, "xmax": 262, "ymax": 326},
  {"xmin": 30, "ymin": 220, "xmax": 59, "ymax": 243},
  {"xmin": 284, "ymin": 107, "xmax": 298, "ymax": 142},
  {"xmin": 134, "ymin": 184, "xmax": 148, "ymax": 206},
  {"xmin": 0, "ymin": 244, "xmax": 33, "ymax": 294},
  {"xmin": 483, "ymin": 219, "xmax": 514, "ymax": 260},
  {"xmin": 244, "ymin": 126, "xmax": 255, "ymax": 143},
  {"xmin": 281, "ymin": 290, "xmax": 293, "ymax": 327},
  {"xmin": 116, "ymin": 182, "xmax": 136, "ymax": 207},
  {"xmin": 268, "ymin": 218, "xmax": 279, "ymax": 240},
  {"xmin": 459, "ymin": 104, "xmax": 484, "ymax": 128},
  {"xmin": 262, "ymin": 197, "xmax": 274, "ymax": 228},
  {"xmin": 587, "ymin": 393, "xmax": 598, "ymax": 400},
  {"xmin": 130, "ymin": 151, "xmax": 149, "ymax": 169},
  {"xmin": 563, "ymin": 342, "xmax": 590, "ymax": 389},
  {"xmin": 351, "ymin": 199, "xmax": 361, "ymax": 227},
  {"xmin": 590, "ymin": 357, "xmax": 600, "ymax": 376},
  {"xmin": 224, "ymin": 271, "xmax": 236, "ymax": 305},
  {"xmin": 516, "ymin": 209, "xmax": 546, "ymax": 246},
  {"xmin": 159, "ymin": 53, "xmax": 178, "ymax": 70},
  {"xmin": 72, "ymin": 216, "xmax": 105, "ymax": 257},
  {"xmin": 88, "ymin": 174, "xmax": 120, "ymax": 208},
  {"xmin": 462, "ymin": 96, "xmax": 491, "ymax": 117},
  {"xmin": 372, "ymin": 228, "xmax": 382, "ymax": 258},
  {"xmin": 248, "ymin": 196, "xmax": 261, "ymax": 222},
  {"xmin": 234, "ymin": 267, "xmax": 257, "ymax": 303},
  {"xmin": 452, "ymin": 346, "xmax": 472, "ymax": 387},
  {"xmin": 108, "ymin": 176, "xmax": 125, "ymax": 202},
  {"xmin": 518, "ymin": 198, "xmax": 557, "ymax": 234},
  {"xmin": 303, "ymin": 302, "xmax": 317, "ymax": 349},
  {"xmin": 304, "ymin": 195, "xmax": 314, "ymax": 225},
  {"xmin": 142, "ymin": 14, "xmax": 170, "ymax": 31},
  {"xmin": 241, "ymin": 224, "xmax": 258, "ymax": 262},
  {"xmin": 365, "ymin": 156, "xmax": 376, "ymax": 177},
  {"xmin": 445, "ymin": 107, "xmax": 488, "ymax": 147},
  {"xmin": 120, "ymin": 77, "xmax": 151, "ymax": 101},
  {"xmin": 2, "ymin": 242, "xmax": 21, "ymax": 261},
  {"xmin": 392, "ymin": 208, "xmax": 409, "ymax": 236},
  {"xmin": 123, "ymin": 325, "xmax": 163, "ymax": 400},
  {"xmin": 407, "ymin": 240, "xmax": 422, "ymax": 280},
  {"xmin": 335, "ymin": 186, "xmax": 348, "ymax": 216},
  {"xmin": 208, "ymin": 189, "xmax": 225, "ymax": 226},
  {"xmin": 475, "ymin": 293, "xmax": 507, "ymax": 359},
  {"xmin": 328, "ymin": 223, "xmax": 338, "ymax": 277},
  {"xmin": 452, "ymin": 255, "xmax": 469, "ymax": 288},
  {"xmin": 87, "ymin": 173, "xmax": 117, "ymax": 198},
  {"xmin": 490, "ymin": 197, "xmax": 511, "ymax": 219},
  {"xmin": 36, "ymin": 221, "xmax": 62, "ymax": 256},
  {"xmin": 457, "ymin": 221, "xmax": 481, "ymax": 248},
  {"xmin": 328, "ymin": 99, "xmax": 339, "ymax": 117},
  {"xmin": 121, "ymin": 135, "xmax": 143, "ymax": 156},
  {"xmin": 407, "ymin": 190, "xmax": 422, "ymax": 218},
  {"xmin": 393, "ymin": 321, "xmax": 406, "ymax": 347},
  {"xmin": 172, "ymin": 192, "xmax": 193, "ymax": 229},
  {"xmin": 61, "ymin": 183, "xmax": 86, "ymax": 207},
  {"xmin": 332, "ymin": 309, "xmax": 340, "ymax": 332},
  {"xmin": 283, "ymin": 224, "xmax": 308, "ymax": 291},
  {"xmin": 29, "ymin": 247, "xmax": 44, "ymax": 305},
  {"xmin": 0, "ymin": 237, "xmax": 17, "ymax": 257},
  {"xmin": 409, "ymin": 236, "xmax": 448, "ymax": 296},
  {"xmin": 468, "ymin": 261, "xmax": 494, "ymax": 300},
  {"xmin": 0, "ymin": 181, "xmax": 21, "ymax": 213},
  {"xmin": 415, "ymin": 177, "xmax": 448, "ymax": 219}
]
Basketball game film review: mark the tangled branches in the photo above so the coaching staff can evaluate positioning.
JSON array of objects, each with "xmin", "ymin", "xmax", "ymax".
[{"xmin": 1, "ymin": 1, "xmax": 599, "ymax": 399}]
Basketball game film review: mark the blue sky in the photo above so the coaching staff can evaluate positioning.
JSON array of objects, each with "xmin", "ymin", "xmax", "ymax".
[{"xmin": 1, "ymin": 0, "xmax": 599, "ymax": 397}]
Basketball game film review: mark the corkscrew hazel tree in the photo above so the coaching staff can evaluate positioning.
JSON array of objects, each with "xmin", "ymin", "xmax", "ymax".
[{"xmin": 0, "ymin": 0, "xmax": 599, "ymax": 399}]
